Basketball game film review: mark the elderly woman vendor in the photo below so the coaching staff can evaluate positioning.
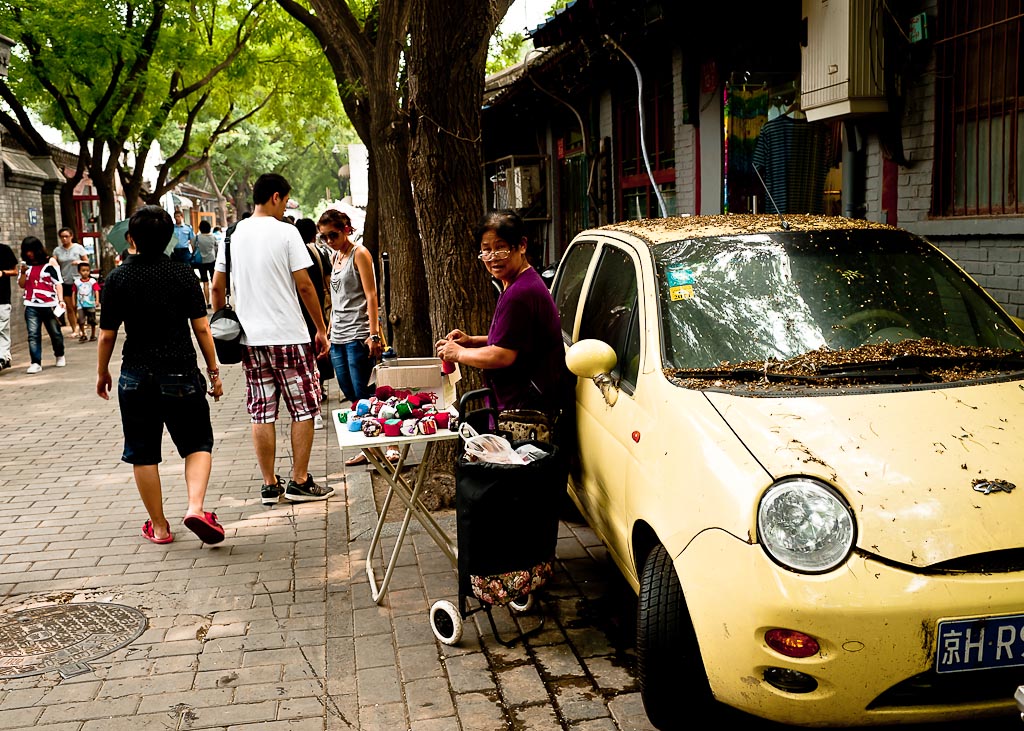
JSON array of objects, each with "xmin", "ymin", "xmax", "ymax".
[{"xmin": 435, "ymin": 210, "xmax": 565, "ymax": 412}]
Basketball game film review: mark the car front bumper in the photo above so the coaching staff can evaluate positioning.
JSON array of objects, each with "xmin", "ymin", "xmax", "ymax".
[{"xmin": 676, "ymin": 528, "xmax": 1023, "ymax": 726}]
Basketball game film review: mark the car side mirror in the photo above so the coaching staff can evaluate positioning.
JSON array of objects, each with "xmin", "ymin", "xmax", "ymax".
[{"xmin": 566, "ymin": 339, "xmax": 619, "ymax": 406}]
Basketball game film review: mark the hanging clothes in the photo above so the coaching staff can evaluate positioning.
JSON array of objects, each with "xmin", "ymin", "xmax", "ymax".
[
  {"xmin": 752, "ymin": 115, "xmax": 831, "ymax": 214},
  {"xmin": 726, "ymin": 87, "xmax": 769, "ymax": 213}
]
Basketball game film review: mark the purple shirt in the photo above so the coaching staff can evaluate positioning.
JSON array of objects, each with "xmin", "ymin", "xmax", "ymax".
[{"xmin": 486, "ymin": 266, "xmax": 565, "ymax": 410}]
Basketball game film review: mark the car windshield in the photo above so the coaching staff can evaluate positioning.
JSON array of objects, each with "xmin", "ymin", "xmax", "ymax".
[{"xmin": 654, "ymin": 228, "xmax": 1024, "ymax": 371}]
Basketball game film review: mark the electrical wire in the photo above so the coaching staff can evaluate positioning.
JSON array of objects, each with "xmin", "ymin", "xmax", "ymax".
[{"xmin": 603, "ymin": 34, "xmax": 668, "ymax": 218}]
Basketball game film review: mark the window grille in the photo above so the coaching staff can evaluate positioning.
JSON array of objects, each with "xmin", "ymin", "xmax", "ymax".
[{"xmin": 933, "ymin": 1, "xmax": 1023, "ymax": 216}]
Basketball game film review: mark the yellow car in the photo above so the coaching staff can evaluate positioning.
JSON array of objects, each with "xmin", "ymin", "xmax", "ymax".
[{"xmin": 551, "ymin": 215, "xmax": 1024, "ymax": 728}]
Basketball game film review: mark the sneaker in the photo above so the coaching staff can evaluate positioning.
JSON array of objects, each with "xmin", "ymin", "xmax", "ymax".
[
  {"xmin": 261, "ymin": 475, "xmax": 284, "ymax": 505},
  {"xmin": 55, "ymin": 356, "xmax": 66, "ymax": 367},
  {"xmin": 0, "ymin": 358, "xmax": 10, "ymax": 371},
  {"xmin": 285, "ymin": 474, "xmax": 334, "ymax": 502},
  {"xmin": 26, "ymin": 363, "xmax": 42, "ymax": 374},
  {"xmin": 313, "ymin": 413, "xmax": 324, "ymax": 430}
]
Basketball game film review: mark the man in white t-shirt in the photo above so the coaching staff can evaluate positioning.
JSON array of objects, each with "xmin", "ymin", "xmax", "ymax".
[{"xmin": 211, "ymin": 173, "xmax": 333, "ymax": 505}]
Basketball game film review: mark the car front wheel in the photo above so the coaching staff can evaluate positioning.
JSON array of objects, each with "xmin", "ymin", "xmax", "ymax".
[{"xmin": 637, "ymin": 543, "xmax": 713, "ymax": 729}]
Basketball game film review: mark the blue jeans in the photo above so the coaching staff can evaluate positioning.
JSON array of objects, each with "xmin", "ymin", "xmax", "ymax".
[
  {"xmin": 330, "ymin": 340, "xmax": 374, "ymax": 403},
  {"xmin": 25, "ymin": 306, "xmax": 64, "ymax": 365}
]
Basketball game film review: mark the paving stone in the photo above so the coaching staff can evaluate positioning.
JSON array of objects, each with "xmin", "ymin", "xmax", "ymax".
[
  {"xmin": 551, "ymin": 679, "xmax": 609, "ymax": 723},
  {"xmin": 397, "ymin": 643, "xmax": 443, "ymax": 681},
  {"xmin": 584, "ymin": 655, "xmax": 637, "ymax": 693},
  {"xmin": 607, "ymin": 692, "xmax": 658, "ymax": 731},
  {"xmin": 497, "ymin": 664, "xmax": 549, "ymax": 707},
  {"xmin": 534, "ymin": 642, "xmax": 585, "ymax": 679},
  {"xmin": 355, "ymin": 665, "xmax": 402, "ymax": 706},
  {"xmin": 511, "ymin": 704, "xmax": 564, "ymax": 730},
  {"xmin": 404, "ymin": 676, "xmax": 455, "ymax": 721},
  {"xmin": 354, "ymin": 632, "xmax": 396, "ymax": 669},
  {"xmin": 38, "ymin": 696, "xmax": 140, "ymax": 724},
  {"xmin": 443, "ymin": 651, "xmax": 495, "ymax": 694},
  {"xmin": 357, "ymin": 701, "xmax": 406, "ymax": 729},
  {"xmin": 453, "ymin": 691, "xmax": 507, "ymax": 731}
]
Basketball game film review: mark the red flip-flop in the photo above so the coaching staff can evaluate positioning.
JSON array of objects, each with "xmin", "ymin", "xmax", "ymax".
[
  {"xmin": 183, "ymin": 511, "xmax": 225, "ymax": 545},
  {"xmin": 142, "ymin": 519, "xmax": 174, "ymax": 544}
]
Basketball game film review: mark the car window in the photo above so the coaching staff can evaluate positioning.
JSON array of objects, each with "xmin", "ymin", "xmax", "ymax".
[
  {"xmin": 579, "ymin": 246, "xmax": 640, "ymax": 386},
  {"xmin": 653, "ymin": 229, "xmax": 1024, "ymax": 369},
  {"xmin": 552, "ymin": 241, "xmax": 596, "ymax": 340}
]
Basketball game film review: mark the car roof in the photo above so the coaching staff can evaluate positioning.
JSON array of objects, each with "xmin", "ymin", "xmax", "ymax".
[{"xmin": 595, "ymin": 214, "xmax": 899, "ymax": 246}]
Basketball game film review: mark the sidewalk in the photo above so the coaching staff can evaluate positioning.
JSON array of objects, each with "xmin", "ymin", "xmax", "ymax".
[{"xmin": 0, "ymin": 327, "xmax": 656, "ymax": 731}]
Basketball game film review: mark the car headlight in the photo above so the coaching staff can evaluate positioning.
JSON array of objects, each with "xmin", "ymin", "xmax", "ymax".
[{"xmin": 757, "ymin": 478, "xmax": 855, "ymax": 573}]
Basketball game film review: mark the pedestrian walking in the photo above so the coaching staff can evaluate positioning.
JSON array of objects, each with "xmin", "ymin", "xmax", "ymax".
[
  {"xmin": 194, "ymin": 219, "xmax": 218, "ymax": 308},
  {"xmin": 74, "ymin": 262, "xmax": 100, "ymax": 342},
  {"xmin": 17, "ymin": 236, "xmax": 65, "ymax": 374},
  {"xmin": 210, "ymin": 173, "xmax": 334, "ymax": 505},
  {"xmin": 295, "ymin": 217, "xmax": 334, "ymax": 430},
  {"xmin": 96, "ymin": 205, "xmax": 225, "ymax": 546},
  {"xmin": 0, "ymin": 236, "xmax": 17, "ymax": 371},
  {"xmin": 54, "ymin": 227, "xmax": 88, "ymax": 333},
  {"xmin": 317, "ymin": 208, "xmax": 397, "ymax": 465},
  {"xmin": 171, "ymin": 210, "xmax": 195, "ymax": 265}
]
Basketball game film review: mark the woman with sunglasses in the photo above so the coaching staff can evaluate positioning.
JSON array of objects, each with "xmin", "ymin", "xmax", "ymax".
[
  {"xmin": 317, "ymin": 209, "xmax": 397, "ymax": 464},
  {"xmin": 434, "ymin": 210, "xmax": 565, "ymax": 414}
]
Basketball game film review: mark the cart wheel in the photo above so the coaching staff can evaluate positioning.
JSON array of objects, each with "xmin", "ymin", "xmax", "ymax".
[
  {"xmin": 509, "ymin": 594, "xmax": 534, "ymax": 613},
  {"xmin": 429, "ymin": 600, "xmax": 463, "ymax": 645}
]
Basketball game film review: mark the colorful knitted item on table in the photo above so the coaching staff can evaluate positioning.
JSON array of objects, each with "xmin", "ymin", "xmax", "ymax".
[
  {"xmin": 383, "ymin": 419, "xmax": 403, "ymax": 437},
  {"xmin": 347, "ymin": 417, "xmax": 363, "ymax": 432},
  {"xmin": 375, "ymin": 385, "xmax": 395, "ymax": 400},
  {"xmin": 362, "ymin": 420, "xmax": 382, "ymax": 437},
  {"xmin": 400, "ymin": 419, "xmax": 418, "ymax": 436},
  {"xmin": 406, "ymin": 392, "xmax": 436, "ymax": 408},
  {"xmin": 417, "ymin": 416, "xmax": 437, "ymax": 435},
  {"xmin": 337, "ymin": 411, "xmax": 349, "ymax": 424},
  {"xmin": 395, "ymin": 401, "xmax": 413, "ymax": 419},
  {"xmin": 355, "ymin": 399, "xmax": 372, "ymax": 416},
  {"xmin": 378, "ymin": 404, "xmax": 398, "ymax": 420}
]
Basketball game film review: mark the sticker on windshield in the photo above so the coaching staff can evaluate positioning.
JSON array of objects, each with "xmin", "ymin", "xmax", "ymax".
[
  {"xmin": 667, "ymin": 266, "xmax": 695, "ymax": 301},
  {"xmin": 670, "ymin": 284, "xmax": 694, "ymax": 301}
]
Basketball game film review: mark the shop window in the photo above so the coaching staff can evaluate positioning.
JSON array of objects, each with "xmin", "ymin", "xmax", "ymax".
[
  {"xmin": 617, "ymin": 71, "xmax": 675, "ymax": 219},
  {"xmin": 933, "ymin": 2, "xmax": 1023, "ymax": 216}
]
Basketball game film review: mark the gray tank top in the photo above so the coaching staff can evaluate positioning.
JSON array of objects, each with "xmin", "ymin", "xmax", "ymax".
[{"xmin": 330, "ymin": 245, "xmax": 371, "ymax": 344}]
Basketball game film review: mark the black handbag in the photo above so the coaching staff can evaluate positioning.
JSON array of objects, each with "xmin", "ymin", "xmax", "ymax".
[{"xmin": 209, "ymin": 233, "xmax": 244, "ymax": 364}]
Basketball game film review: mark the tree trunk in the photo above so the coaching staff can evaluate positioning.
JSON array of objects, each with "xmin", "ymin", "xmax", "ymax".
[
  {"xmin": 408, "ymin": 0, "xmax": 511, "ymax": 378},
  {"xmin": 203, "ymin": 159, "xmax": 230, "ymax": 229},
  {"xmin": 407, "ymin": 0, "xmax": 514, "ymax": 477}
]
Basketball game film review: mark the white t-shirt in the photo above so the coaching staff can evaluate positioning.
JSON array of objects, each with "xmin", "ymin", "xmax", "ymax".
[{"xmin": 214, "ymin": 216, "xmax": 313, "ymax": 346}]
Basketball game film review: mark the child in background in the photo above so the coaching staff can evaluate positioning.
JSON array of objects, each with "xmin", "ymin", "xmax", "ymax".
[{"xmin": 75, "ymin": 262, "xmax": 100, "ymax": 342}]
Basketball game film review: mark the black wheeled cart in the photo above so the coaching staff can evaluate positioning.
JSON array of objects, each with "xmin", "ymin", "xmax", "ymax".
[{"xmin": 428, "ymin": 390, "xmax": 564, "ymax": 647}]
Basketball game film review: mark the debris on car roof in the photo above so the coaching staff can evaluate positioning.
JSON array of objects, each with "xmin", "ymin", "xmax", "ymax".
[{"xmin": 602, "ymin": 214, "xmax": 896, "ymax": 245}]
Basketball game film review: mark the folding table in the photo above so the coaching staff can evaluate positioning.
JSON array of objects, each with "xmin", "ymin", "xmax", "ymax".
[{"xmin": 332, "ymin": 410, "xmax": 459, "ymax": 604}]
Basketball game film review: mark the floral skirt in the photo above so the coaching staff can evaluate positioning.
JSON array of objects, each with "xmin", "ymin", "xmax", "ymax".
[{"xmin": 470, "ymin": 561, "xmax": 553, "ymax": 605}]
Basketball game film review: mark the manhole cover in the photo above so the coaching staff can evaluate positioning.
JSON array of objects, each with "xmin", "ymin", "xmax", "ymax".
[{"xmin": 0, "ymin": 602, "xmax": 148, "ymax": 679}]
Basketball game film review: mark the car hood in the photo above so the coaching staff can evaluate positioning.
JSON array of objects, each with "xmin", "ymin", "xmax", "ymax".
[{"xmin": 705, "ymin": 380, "xmax": 1024, "ymax": 568}]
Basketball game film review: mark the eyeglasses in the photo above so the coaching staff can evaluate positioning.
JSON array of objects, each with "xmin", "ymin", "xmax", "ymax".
[
  {"xmin": 478, "ymin": 248, "xmax": 512, "ymax": 261},
  {"xmin": 318, "ymin": 231, "xmax": 341, "ymax": 243}
]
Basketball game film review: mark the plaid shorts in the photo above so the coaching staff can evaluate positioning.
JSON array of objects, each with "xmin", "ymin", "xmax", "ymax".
[{"xmin": 242, "ymin": 343, "xmax": 321, "ymax": 423}]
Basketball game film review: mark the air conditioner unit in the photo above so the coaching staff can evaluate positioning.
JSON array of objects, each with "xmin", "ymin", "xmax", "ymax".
[
  {"xmin": 801, "ymin": 0, "xmax": 887, "ymax": 121},
  {"xmin": 508, "ymin": 165, "xmax": 541, "ymax": 209}
]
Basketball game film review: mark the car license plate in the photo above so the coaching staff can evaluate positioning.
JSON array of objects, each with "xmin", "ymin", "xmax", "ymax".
[{"xmin": 936, "ymin": 613, "xmax": 1024, "ymax": 673}]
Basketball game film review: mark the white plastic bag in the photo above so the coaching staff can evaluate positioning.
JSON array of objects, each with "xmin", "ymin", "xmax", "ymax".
[{"xmin": 459, "ymin": 422, "xmax": 526, "ymax": 465}]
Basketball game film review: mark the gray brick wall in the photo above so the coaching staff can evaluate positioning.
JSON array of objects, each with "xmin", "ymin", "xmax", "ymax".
[{"xmin": 933, "ymin": 238, "xmax": 1024, "ymax": 318}]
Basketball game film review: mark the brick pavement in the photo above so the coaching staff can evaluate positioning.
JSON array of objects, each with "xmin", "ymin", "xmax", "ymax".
[{"xmin": 0, "ymin": 326, "xmax": 656, "ymax": 731}]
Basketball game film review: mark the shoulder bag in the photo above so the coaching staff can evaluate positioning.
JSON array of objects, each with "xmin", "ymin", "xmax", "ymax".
[{"xmin": 209, "ymin": 234, "xmax": 244, "ymax": 364}]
